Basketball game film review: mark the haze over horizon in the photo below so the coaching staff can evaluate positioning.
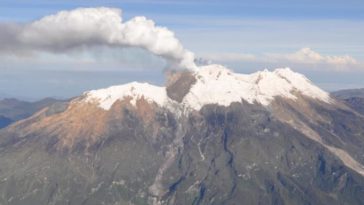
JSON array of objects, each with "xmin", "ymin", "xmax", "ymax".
[{"xmin": 0, "ymin": 0, "xmax": 364, "ymax": 100}]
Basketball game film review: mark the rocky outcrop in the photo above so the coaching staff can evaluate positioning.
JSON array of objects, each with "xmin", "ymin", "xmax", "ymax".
[{"xmin": 166, "ymin": 70, "xmax": 196, "ymax": 103}]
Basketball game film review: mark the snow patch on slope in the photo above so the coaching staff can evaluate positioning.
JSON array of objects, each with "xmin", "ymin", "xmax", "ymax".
[
  {"xmin": 182, "ymin": 65, "xmax": 332, "ymax": 110},
  {"xmin": 84, "ymin": 82, "xmax": 167, "ymax": 110}
]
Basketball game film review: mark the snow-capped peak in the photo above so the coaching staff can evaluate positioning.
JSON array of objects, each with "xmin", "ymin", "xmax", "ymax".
[
  {"xmin": 84, "ymin": 82, "xmax": 167, "ymax": 110},
  {"xmin": 182, "ymin": 65, "xmax": 332, "ymax": 110},
  {"xmin": 81, "ymin": 64, "xmax": 332, "ymax": 111}
]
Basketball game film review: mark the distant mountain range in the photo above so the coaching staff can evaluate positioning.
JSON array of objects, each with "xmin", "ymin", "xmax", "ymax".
[
  {"xmin": 0, "ymin": 98, "xmax": 67, "ymax": 129},
  {"xmin": 331, "ymin": 88, "xmax": 364, "ymax": 116},
  {"xmin": 1, "ymin": 65, "xmax": 364, "ymax": 204},
  {"xmin": 331, "ymin": 88, "xmax": 364, "ymax": 99}
]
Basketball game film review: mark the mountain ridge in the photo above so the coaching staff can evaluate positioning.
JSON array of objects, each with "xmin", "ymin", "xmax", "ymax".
[{"xmin": 0, "ymin": 97, "xmax": 67, "ymax": 129}]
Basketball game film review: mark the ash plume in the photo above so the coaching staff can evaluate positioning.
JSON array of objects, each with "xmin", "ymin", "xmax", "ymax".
[{"xmin": 0, "ymin": 7, "xmax": 197, "ymax": 70}]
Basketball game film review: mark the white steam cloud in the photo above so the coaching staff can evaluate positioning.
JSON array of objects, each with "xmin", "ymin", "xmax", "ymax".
[{"xmin": 0, "ymin": 7, "xmax": 197, "ymax": 70}]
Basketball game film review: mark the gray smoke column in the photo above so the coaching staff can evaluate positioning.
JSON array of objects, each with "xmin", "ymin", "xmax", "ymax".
[{"xmin": 1, "ymin": 7, "xmax": 197, "ymax": 70}]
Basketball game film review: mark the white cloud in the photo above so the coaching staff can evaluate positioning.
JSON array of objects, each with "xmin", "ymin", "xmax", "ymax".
[
  {"xmin": 265, "ymin": 47, "xmax": 358, "ymax": 65},
  {"xmin": 198, "ymin": 48, "xmax": 361, "ymax": 71},
  {"xmin": 0, "ymin": 7, "xmax": 196, "ymax": 70}
]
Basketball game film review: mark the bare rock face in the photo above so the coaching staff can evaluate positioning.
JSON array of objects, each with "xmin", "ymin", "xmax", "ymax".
[
  {"xmin": 165, "ymin": 70, "xmax": 196, "ymax": 102},
  {"xmin": 2, "ymin": 97, "xmax": 364, "ymax": 205}
]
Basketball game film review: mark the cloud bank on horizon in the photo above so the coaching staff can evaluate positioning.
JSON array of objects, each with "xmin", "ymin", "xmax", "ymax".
[
  {"xmin": 0, "ymin": 7, "xmax": 197, "ymax": 70},
  {"xmin": 266, "ymin": 48, "xmax": 357, "ymax": 65},
  {"xmin": 202, "ymin": 47, "xmax": 360, "ymax": 71}
]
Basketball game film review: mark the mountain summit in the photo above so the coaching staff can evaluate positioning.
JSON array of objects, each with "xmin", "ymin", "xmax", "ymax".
[
  {"xmin": 83, "ymin": 65, "xmax": 332, "ymax": 111},
  {"xmin": 1, "ymin": 65, "xmax": 364, "ymax": 205}
]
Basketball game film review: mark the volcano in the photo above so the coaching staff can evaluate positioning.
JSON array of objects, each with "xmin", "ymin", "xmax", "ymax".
[{"xmin": 1, "ymin": 65, "xmax": 364, "ymax": 205}]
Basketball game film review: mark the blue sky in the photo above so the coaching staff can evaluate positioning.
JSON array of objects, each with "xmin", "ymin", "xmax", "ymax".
[{"xmin": 0, "ymin": 0, "xmax": 363, "ymax": 100}]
